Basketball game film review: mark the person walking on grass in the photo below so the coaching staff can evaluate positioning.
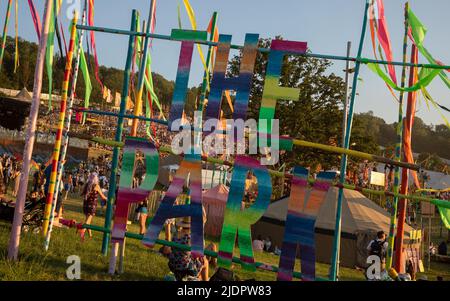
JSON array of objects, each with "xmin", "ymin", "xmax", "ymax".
[
  {"xmin": 367, "ymin": 230, "xmax": 388, "ymax": 271},
  {"xmin": 79, "ymin": 173, "xmax": 107, "ymax": 241},
  {"xmin": 12, "ymin": 164, "xmax": 21, "ymax": 197}
]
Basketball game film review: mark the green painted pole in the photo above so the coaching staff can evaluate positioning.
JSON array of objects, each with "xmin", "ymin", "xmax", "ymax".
[
  {"xmin": 386, "ymin": 2, "xmax": 410, "ymax": 271},
  {"xmin": 101, "ymin": 10, "xmax": 138, "ymax": 255},
  {"xmin": 329, "ymin": 0, "xmax": 370, "ymax": 281}
]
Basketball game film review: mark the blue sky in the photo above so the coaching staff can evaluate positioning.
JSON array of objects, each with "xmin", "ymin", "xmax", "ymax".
[{"xmin": 2, "ymin": 0, "xmax": 449, "ymax": 125}]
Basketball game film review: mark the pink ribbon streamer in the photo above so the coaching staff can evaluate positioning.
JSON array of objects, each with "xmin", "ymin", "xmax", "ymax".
[
  {"xmin": 28, "ymin": 0, "xmax": 41, "ymax": 40},
  {"xmin": 374, "ymin": 0, "xmax": 397, "ymax": 84}
]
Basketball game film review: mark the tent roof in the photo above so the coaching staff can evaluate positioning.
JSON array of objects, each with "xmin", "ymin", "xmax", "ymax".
[
  {"xmin": 376, "ymin": 163, "xmax": 450, "ymax": 190},
  {"xmin": 263, "ymin": 188, "xmax": 413, "ymax": 235},
  {"xmin": 15, "ymin": 88, "xmax": 32, "ymax": 101},
  {"xmin": 203, "ymin": 184, "xmax": 229, "ymax": 203}
]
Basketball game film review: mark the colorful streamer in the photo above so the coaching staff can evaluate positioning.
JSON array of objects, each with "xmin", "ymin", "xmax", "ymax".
[
  {"xmin": 181, "ymin": 0, "xmax": 210, "ymax": 90},
  {"xmin": 366, "ymin": 62, "xmax": 441, "ymax": 92},
  {"xmin": 79, "ymin": 41, "xmax": 92, "ymax": 119},
  {"xmin": 218, "ymin": 156, "xmax": 272, "ymax": 271},
  {"xmin": 369, "ymin": 0, "xmax": 397, "ymax": 83},
  {"xmin": 28, "ymin": 0, "xmax": 41, "ymax": 40},
  {"xmin": 143, "ymin": 152, "xmax": 204, "ymax": 258},
  {"xmin": 88, "ymin": 0, "xmax": 103, "ymax": 88},
  {"xmin": 368, "ymin": 0, "xmax": 399, "ymax": 101},
  {"xmin": 205, "ymin": 33, "xmax": 259, "ymax": 124},
  {"xmin": 111, "ymin": 137, "xmax": 159, "ymax": 243},
  {"xmin": 277, "ymin": 168, "xmax": 336, "ymax": 281},
  {"xmin": 402, "ymin": 45, "xmax": 421, "ymax": 188},
  {"xmin": 45, "ymin": 0, "xmax": 63, "ymax": 110},
  {"xmin": 432, "ymin": 200, "xmax": 450, "ymax": 230},
  {"xmin": 408, "ymin": 7, "xmax": 450, "ymax": 89},
  {"xmin": 168, "ymin": 29, "xmax": 208, "ymax": 130}
]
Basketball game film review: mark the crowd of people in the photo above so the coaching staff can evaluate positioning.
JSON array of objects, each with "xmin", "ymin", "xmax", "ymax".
[{"xmin": 0, "ymin": 154, "xmax": 22, "ymax": 197}]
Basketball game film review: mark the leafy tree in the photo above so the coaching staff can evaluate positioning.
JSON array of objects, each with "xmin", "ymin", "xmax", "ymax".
[{"xmin": 225, "ymin": 36, "xmax": 379, "ymax": 170}]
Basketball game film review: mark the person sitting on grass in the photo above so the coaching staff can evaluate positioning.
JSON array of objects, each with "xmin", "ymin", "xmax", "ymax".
[
  {"xmin": 79, "ymin": 173, "xmax": 107, "ymax": 241},
  {"xmin": 168, "ymin": 217, "xmax": 209, "ymax": 281}
]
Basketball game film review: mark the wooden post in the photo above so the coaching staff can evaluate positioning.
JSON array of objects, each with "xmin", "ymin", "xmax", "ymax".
[{"xmin": 7, "ymin": 0, "xmax": 54, "ymax": 261}]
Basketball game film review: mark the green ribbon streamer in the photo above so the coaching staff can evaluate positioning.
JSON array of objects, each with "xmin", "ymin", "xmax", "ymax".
[
  {"xmin": 74, "ymin": 29, "xmax": 92, "ymax": 124},
  {"xmin": 421, "ymin": 87, "xmax": 450, "ymax": 128},
  {"xmin": 45, "ymin": 0, "xmax": 57, "ymax": 110},
  {"xmin": 408, "ymin": 7, "xmax": 450, "ymax": 89},
  {"xmin": 431, "ymin": 200, "xmax": 450, "ymax": 230},
  {"xmin": 134, "ymin": 22, "xmax": 164, "ymax": 121},
  {"xmin": 367, "ymin": 62, "xmax": 441, "ymax": 92}
]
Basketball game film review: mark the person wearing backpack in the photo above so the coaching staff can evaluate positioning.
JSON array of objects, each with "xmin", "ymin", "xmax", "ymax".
[{"xmin": 367, "ymin": 230, "xmax": 388, "ymax": 271}]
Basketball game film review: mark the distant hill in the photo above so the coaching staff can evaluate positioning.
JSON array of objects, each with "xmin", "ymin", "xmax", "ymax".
[{"xmin": 354, "ymin": 111, "xmax": 450, "ymax": 160}]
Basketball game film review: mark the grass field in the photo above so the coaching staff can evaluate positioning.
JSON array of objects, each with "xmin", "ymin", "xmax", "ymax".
[{"xmin": 0, "ymin": 193, "xmax": 449, "ymax": 281}]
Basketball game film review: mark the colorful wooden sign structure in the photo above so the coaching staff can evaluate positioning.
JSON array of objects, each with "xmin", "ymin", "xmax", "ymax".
[
  {"xmin": 69, "ymin": 1, "xmax": 449, "ymax": 281},
  {"xmin": 97, "ymin": 9, "xmax": 344, "ymax": 278},
  {"xmin": 101, "ymin": 21, "xmax": 448, "ymax": 281},
  {"xmin": 8, "ymin": 0, "xmax": 449, "ymax": 279}
]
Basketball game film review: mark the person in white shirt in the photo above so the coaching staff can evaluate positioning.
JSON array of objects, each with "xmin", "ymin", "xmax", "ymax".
[{"xmin": 252, "ymin": 235, "xmax": 264, "ymax": 252}]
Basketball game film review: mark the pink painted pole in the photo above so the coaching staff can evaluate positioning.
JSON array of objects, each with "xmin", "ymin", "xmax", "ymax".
[{"xmin": 7, "ymin": 0, "xmax": 54, "ymax": 261}]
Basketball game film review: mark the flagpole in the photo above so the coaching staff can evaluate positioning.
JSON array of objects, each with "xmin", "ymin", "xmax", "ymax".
[
  {"xmin": 329, "ymin": 0, "xmax": 370, "ymax": 281},
  {"xmin": 335, "ymin": 40, "xmax": 352, "ymax": 278},
  {"xmin": 7, "ymin": 0, "xmax": 54, "ymax": 261},
  {"xmin": 44, "ymin": 2, "xmax": 88, "ymax": 251},
  {"xmin": 394, "ymin": 2, "xmax": 417, "ymax": 273},
  {"xmin": 386, "ymin": 2, "xmax": 410, "ymax": 270}
]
